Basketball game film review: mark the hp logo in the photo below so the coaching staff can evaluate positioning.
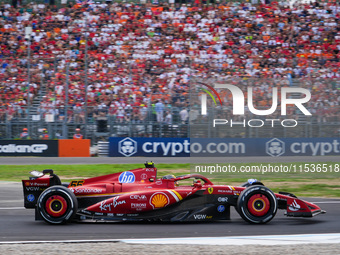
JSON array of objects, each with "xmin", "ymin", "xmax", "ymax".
[
  {"xmin": 217, "ymin": 205, "xmax": 225, "ymax": 213},
  {"xmin": 27, "ymin": 194, "xmax": 35, "ymax": 202},
  {"xmin": 118, "ymin": 171, "xmax": 135, "ymax": 183}
]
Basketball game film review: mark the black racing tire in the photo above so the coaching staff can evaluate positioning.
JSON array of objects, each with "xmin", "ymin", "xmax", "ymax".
[
  {"xmin": 237, "ymin": 185, "xmax": 277, "ymax": 224},
  {"xmin": 37, "ymin": 185, "xmax": 78, "ymax": 224}
]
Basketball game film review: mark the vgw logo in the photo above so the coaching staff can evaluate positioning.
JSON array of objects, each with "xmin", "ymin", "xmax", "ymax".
[
  {"xmin": 118, "ymin": 137, "xmax": 137, "ymax": 157},
  {"xmin": 266, "ymin": 138, "xmax": 285, "ymax": 157}
]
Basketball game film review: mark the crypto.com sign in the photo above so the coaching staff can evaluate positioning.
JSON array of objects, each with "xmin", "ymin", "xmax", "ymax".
[{"xmin": 200, "ymin": 84, "xmax": 312, "ymax": 128}]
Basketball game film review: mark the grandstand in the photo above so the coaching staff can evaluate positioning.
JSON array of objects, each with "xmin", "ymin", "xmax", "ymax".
[{"xmin": 0, "ymin": 0, "xmax": 339, "ymax": 141}]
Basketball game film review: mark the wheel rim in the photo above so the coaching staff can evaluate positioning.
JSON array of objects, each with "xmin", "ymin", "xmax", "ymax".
[
  {"xmin": 247, "ymin": 194, "xmax": 270, "ymax": 217},
  {"xmin": 45, "ymin": 195, "xmax": 67, "ymax": 217}
]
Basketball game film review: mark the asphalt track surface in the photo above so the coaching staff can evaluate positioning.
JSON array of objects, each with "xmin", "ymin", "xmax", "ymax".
[
  {"xmin": 0, "ymin": 182, "xmax": 339, "ymax": 242},
  {"xmin": 0, "ymin": 156, "xmax": 339, "ymax": 165}
]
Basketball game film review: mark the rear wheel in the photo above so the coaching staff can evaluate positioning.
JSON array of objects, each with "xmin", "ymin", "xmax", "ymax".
[
  {"xmin": 37, "ymin": 186, "xmax": 78, "ymax": 224},
  {"xmin": 237, "ymin": 185, "xmax": 277, "ymax": 224}
]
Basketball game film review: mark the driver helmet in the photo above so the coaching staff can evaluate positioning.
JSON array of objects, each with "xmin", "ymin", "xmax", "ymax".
[{"xmin": 161, "ymin": 175, "xmax": 178, "ymax": 186}]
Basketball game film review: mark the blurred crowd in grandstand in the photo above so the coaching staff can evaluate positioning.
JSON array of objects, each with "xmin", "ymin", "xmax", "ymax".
[{"xmin": 0, "ymin": 0, "xmax": 339, "ymax": 126}]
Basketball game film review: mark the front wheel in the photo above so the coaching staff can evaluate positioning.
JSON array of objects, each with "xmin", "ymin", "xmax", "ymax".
[
  {"xmin": 37, "ymin": 186, "xmax": 78, "ymax": 224},
  {"xmin": 237, "ymin": 185, "xmax": 277, "ymax": 224}
]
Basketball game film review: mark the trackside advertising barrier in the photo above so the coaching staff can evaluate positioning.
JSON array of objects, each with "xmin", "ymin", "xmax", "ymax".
[
  {"xmin": 109, "ymin": 137, "xmax": 340, "ymax": 157},
  {"xmin": 0, "ymin": 140, "xmax": 58, "ymax": 157},
  {"xmin": 0, "ymin": 140, "xmax": 91, "ymax": 157}
]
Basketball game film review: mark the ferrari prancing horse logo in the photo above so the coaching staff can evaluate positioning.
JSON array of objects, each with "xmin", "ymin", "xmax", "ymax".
[{"xmin": 208, "ymin": 187, "xmax": 213, "ymax": 194}]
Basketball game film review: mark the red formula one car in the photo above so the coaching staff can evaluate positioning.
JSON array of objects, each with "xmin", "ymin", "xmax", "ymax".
[{"xmin": 22, "ymin": 162, "xmax": 325, "ymax": 224}]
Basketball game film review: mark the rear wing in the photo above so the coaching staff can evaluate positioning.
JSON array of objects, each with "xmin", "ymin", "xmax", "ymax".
[{"xmin": 22, "ymin": 169, "xmax": 62, "ymax": 209}]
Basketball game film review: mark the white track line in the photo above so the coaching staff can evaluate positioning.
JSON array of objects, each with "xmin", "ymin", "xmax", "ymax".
[
  {"xmin": 0, "ymin": 240, "xmax": 121, "ymax": 245},
  {"xmin": 313, "ymin": 201, "xmax": 340, "ymax": 204},
  {"xmin": 1, "ymin": 233, "xmax": 340, "ymax": 246},
  {"xmin": 122, "ymin": 233, "xmax": 340, "ymax": 246},
  {"xmin": 0, "ymin": 207, "xmax": 24, "ymax": 210}
]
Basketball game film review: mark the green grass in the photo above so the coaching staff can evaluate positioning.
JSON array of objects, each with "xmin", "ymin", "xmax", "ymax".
[
  {"xmin": 1, "ymin": 162, "xmax": 339, "ymax": 197},
  {"xmin": 269, "ymin": 184, "xmax": 340, "ymax": 198},
  {"xmin": 0, "ymin": 164, "xmax": 190, "ymax": 182}
]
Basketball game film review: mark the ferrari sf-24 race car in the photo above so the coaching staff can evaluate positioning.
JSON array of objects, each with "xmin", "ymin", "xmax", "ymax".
[{"xmin": 22, "ymin": 162, "xmax": 325, "ymax": 224}]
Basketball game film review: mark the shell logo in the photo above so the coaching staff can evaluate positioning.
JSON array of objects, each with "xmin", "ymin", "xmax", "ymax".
[{"xmin": 150, "ymin": 192, "xmax": 170, "ymax": 209}]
